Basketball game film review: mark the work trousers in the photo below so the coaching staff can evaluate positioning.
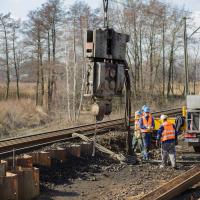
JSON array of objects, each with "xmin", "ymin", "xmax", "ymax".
[
  {"xmin": 142, "ymin": 133, "xmax": 151, "ymax": 160},
  {"xmin": 161, "ymin": 141, "xmax": 176, "ymax": 168},
  {"xmin": 132, "ymin": 135, "xmax": 143, "ymax": 153}
]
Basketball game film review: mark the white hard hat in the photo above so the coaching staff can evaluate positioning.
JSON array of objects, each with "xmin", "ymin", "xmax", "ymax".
[{"xmin": 160, "ymin": 114, "xmax": 168, "ymax": 120}]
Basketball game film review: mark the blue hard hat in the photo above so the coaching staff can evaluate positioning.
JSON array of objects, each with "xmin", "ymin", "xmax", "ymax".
[
  {"xmin": 142, "ymin": 105, "xmax": 147, "ymax": 111},
  {"xmin": 135, "ymin": 110, "xmax": 142, "ymax": 116},
  {"xmin": 144, "ymin": 107, "xmax": 150, "ymax": 113}
]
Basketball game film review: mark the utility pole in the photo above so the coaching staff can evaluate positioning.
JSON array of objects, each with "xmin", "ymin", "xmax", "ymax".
[
  {"xmin": 162, "ymin": 16, "xmax": 165, "ymax": 97},
  {"xmin": 183, "ymin": 17, "xmax": 189, "ymax": 96}
]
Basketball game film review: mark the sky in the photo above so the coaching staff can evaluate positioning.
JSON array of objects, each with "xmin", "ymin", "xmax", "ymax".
[
  {"xmin": 0, "ymin": 0, "xmax": 102, "ymax": 19},
  {"xmin": 0, "ymin": 0, "xmax": 200, "ymax": 26}
]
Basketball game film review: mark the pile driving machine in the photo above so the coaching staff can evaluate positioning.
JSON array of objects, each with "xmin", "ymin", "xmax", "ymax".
[{"xmin": 84, "ymin": 0, "xmax": 132, "ymax": 153}]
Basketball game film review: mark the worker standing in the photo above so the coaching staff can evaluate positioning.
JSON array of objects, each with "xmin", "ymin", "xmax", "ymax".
[
  {"xmin": 156, "ymin": 115, "xmax": 177, "ymax": 169},
  {"xmin": 132, "ymin": 110, "xmax": 143, "ymax": 155},
  {"xmin": 139, "ymin": 107, "xmax": 155, "ymax": 160}
]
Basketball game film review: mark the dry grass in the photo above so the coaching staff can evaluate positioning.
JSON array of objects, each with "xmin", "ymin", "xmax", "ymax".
[
  {"xmin": 0, "ymin": 99, "xmax": 49, "ymax": 138},
  {"xmin": 0, "ymin": 81, "xmax": 197, "ymax": 139},
  {"xmin": 0, "ymin": 82, "xmax": 36, "ymax": 100}
]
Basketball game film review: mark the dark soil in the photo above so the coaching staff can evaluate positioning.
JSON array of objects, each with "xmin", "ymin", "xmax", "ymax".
[{"xmin": 35, "ymin": 131, "xmax": 200, "ymax": 200}]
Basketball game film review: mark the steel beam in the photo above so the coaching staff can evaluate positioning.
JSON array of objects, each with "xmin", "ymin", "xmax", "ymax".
[{"xmin": 132, "ymin": 166, "xmax": 200, "ymax": 200}]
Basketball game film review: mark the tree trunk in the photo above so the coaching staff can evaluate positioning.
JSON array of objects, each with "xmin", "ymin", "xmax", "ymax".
[
  {"xmin": 139, "ymin": 23, "xmax": 143, "ymax": 89},
  {"xmin": 39, "ymin": 40, "xmax": 44, "ymax": 106},
  {"xmin": 76, "ymin": 18, "xmax": 86, "ymax": 121},
  {"xmin": 162, "ymin": 18, "xmax": 165, "ymax": 97},
  {"xmin": 149, "ymin": 19, "xmax": 155, "ymax": 92},
  {"xmin": 47, "ymin": 30, "xmax": 52, "ymax": 110},
  {"xmin": 167, "ymin": 37, "xmax": 175, "ymax": 97},
  {"xmin": 2, "ymin": 22, "xmax": 10, "ymax": 100},
  {"xmin": 36, "ymin": 52, "xmax": 40, "ymax": 106},
  {"xmin": 73, "ymin": 18, "xmax": 77, "ymax": 121},
  {"xmin": 12, "ymin": 27, "xmax": 20, "ymax": 99}
]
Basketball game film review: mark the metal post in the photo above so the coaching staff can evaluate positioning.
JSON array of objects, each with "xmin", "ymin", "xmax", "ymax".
[
  {"xmin": 162, "ymin": 17, "xmax": 165, "ymax": 97},
  {"xmin": 13, "ymin": 148, "xmax": 15, "ymax": 170},
  {"xmin": 183, "ymin": 17, "xmax": 189, "ymax": 96}
]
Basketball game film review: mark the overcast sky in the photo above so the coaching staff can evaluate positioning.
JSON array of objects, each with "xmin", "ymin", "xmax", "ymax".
[{"xmin": 0, "ymin": 0, "xmax": 200, "ymax": 25}]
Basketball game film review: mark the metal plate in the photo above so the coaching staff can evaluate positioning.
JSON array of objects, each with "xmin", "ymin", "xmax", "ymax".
[{"xmin": 187, "ymin": 95, "xmax": 200, "ymax": 109}]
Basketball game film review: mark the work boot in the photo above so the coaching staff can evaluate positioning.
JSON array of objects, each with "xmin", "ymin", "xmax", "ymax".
[
  {"xmin": 143, "ymin": 155, "xmax": 149, "ymax": 161},
  {"xmin": 142, "ymin": 152, "xmax": 149, "ymax": 161},
  {"xmin": 172, "ymin": 166, "xmax": 178, "ymax": 170}
]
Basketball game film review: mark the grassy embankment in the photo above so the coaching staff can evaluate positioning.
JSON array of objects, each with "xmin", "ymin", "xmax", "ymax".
[{"xmin": 0, "ymin": 81, "xmax": 196, "ymax": 138}]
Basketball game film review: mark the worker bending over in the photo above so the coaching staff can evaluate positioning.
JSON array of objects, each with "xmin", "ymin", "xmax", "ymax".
[
  {"xmin": 157, "ymin": 115, "xmax": 177, "ymax": 169},
  {"xmin": 139, "ymin": 107, "xmax": 155, "ymax": 160},
  {"xmin": 132, "ymin": 110, "xmax": 143, "ymax": 155}
]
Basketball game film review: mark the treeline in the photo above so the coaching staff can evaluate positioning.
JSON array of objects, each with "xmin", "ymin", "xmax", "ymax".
[
  {"xmin": 110, "ymin": 0, "xmax": 198, "ymax": 98},
  {"xmin": 0, "ymin": 0, "xmax": 101, "ymax": 121},
  {"xmin": 0, "ymin": 0, "xmax": 199, "ymax": 121}
]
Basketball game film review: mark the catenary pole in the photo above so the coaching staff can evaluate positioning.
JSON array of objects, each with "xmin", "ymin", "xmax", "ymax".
[{"xmin": 183, "ymin": 17, "xmax": 189, "ymax": 96}]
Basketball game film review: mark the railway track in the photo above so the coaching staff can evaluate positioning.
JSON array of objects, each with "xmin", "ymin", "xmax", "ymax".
[{"xmin": 0, "ymin": 107, "xmax": 182, "ymax": 158}]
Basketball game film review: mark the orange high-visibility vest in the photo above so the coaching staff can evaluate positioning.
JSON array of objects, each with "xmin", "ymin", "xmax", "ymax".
[
  {"xmin": 141, "ymin": 115, "xmax": 153, "ymax": 133},
  {"xmin": 161, "ymin": 121, "xmax": 175, "ymax": 142}
]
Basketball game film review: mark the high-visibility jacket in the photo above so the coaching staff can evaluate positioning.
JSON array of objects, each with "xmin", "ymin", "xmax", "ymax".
[
  {"xmin": 161, "ymin": 121, "xmax": 175, "ymax": 142},
  {"xmin": 141, "ymin": 115, "xmax": 153, "ymax": 133}
]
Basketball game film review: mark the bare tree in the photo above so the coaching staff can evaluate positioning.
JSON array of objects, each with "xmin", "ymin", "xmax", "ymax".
[
  {"xmin": 0, "ymin": 13, "xmax": 12, "ymax": 100},
  {"xmin": 11, "ymin": 19, "xmax": 20, "ymax": 99},
  {"xmin": 24, "ymin": 10, "xmax": 45, "ymax": 106}
]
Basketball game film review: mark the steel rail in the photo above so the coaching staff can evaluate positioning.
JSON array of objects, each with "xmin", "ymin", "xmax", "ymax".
[
  {"xmin": 0, "ymin": 108, "xmax": 182, "ymax": 157},
  {"xmin": 137, "ymin": 165, "xmax": 200, "ymax": 200},
  {"xmin": 0, "ymin": 119, "xmax": 123, "ymax": 153}
]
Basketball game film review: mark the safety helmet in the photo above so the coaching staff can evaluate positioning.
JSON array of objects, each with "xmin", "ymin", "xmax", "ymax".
[
  {"xmin": 135, "ymin": 110, "xmax": 141, "ymax": 119},
  {"xmin": 160, "ymin": 114, "xmax": 168, "ymax": 120},
  {"xmin": 135, "ymin": 110, "xmax": 142, "ymax": 116},
  {"xmin": 144, "ymin": 107, "xmax": 150, "ymax": 113},
  {"xmin": 142, "ymin": 105, "xmax": 147, "ymax": 111}
]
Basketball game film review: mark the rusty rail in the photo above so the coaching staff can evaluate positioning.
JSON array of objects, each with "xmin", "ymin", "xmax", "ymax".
[
  {"xmin": 0, "ymin": 108, "xmax": 182, "ymax": 158},
  {"xmin": 137, "ymin": 165, "xmax": 200, "ymax": 200}
]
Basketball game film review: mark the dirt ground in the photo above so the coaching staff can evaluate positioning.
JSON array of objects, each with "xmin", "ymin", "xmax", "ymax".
[{"xmin": 35, "ymin": 132, "xmax": 200, "ymax": 200}]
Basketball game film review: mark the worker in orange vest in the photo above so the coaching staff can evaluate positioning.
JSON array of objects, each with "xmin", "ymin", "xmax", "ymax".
[
  {"xmin": 139, "ymin": 106, "xmax": 155, "ymax": 160},
  {"xmin": 132, "ymin": 110, "xmax": 143, "ymax": 155},
  {"xmin": 156, "ymin": 114, "xmax": 177, "ymax": 169}
]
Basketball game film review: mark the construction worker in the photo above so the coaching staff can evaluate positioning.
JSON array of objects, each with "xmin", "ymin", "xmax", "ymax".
[
  {"xmin": 132, "ymin": 110, "xmax": 143, "ymax": 155},
  {"xmin": 139, "ymin": 107, "xmax": 155, "ymax": 160},
  {"xmin": 156, "ymin": 115, "xmax": 177, "ymax": 169}
]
